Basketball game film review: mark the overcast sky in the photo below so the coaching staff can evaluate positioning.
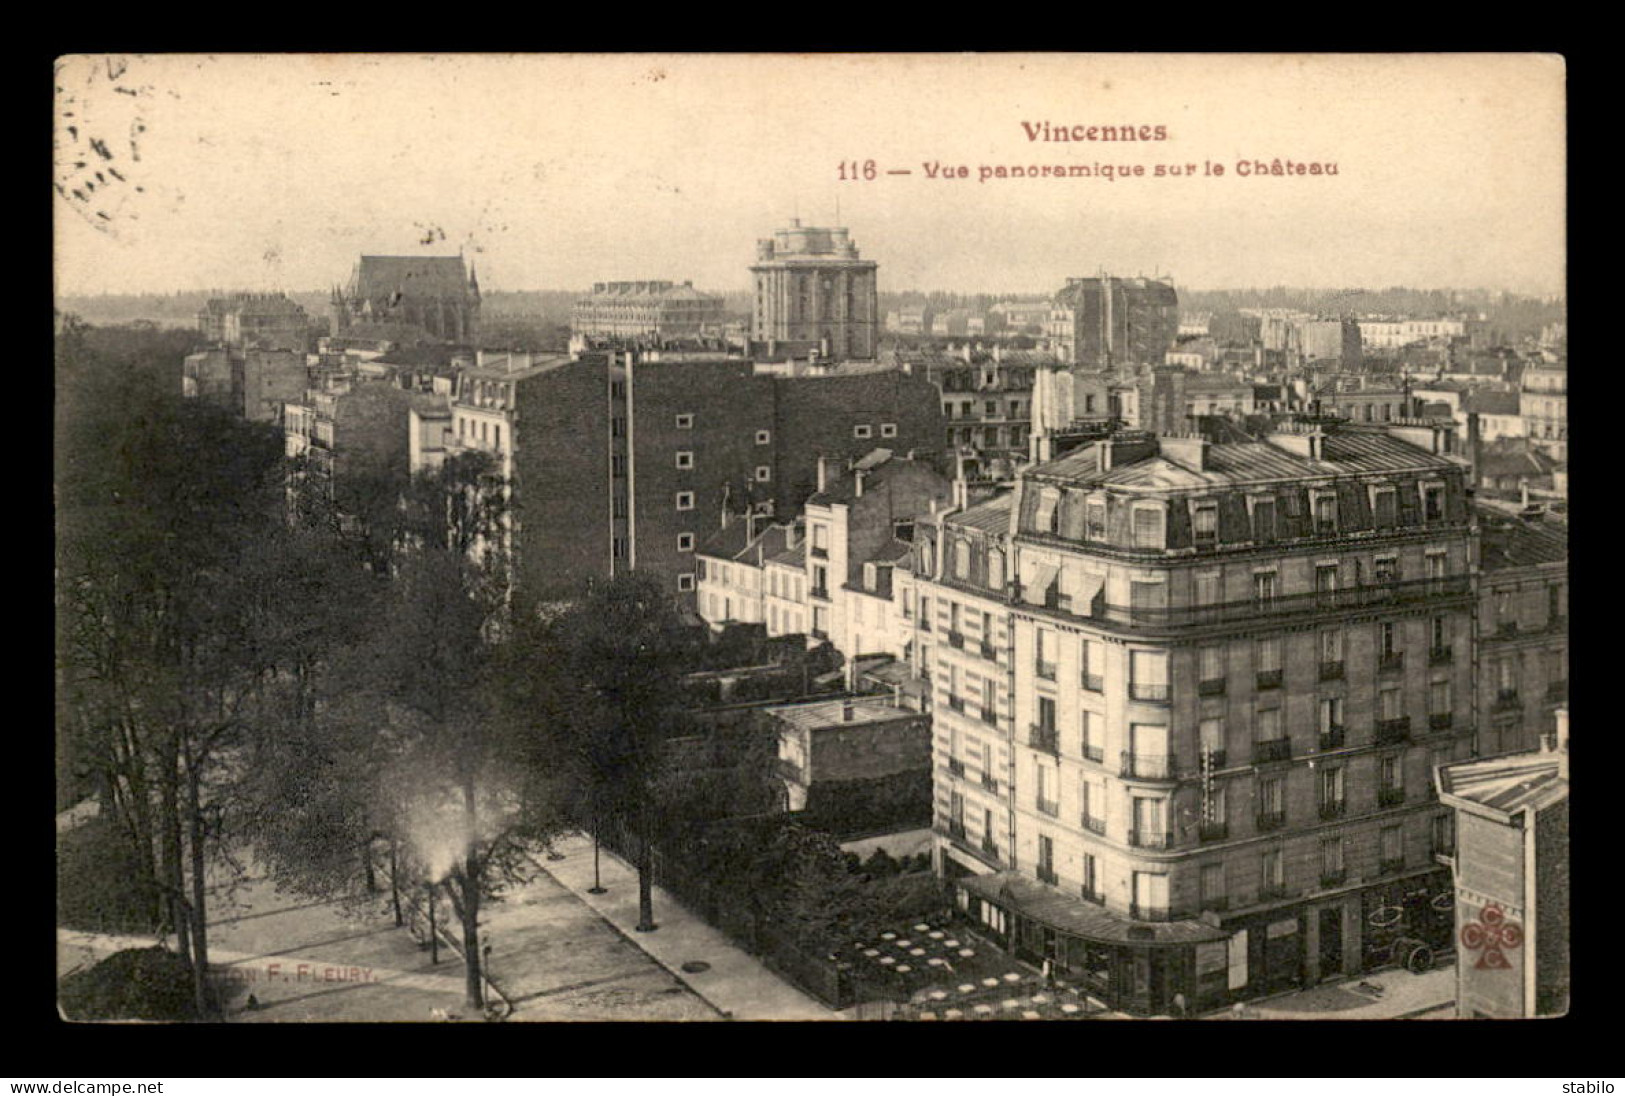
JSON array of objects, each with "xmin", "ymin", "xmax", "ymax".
[{"xmin": 53, "ymin": 53, "xmax": 1566, "ymax": 298}]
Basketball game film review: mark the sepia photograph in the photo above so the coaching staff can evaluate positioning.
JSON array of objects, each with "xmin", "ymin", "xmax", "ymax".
[{"xmin": 53, "ymin": 52, "xmax": 1567, "ymax": 1028}]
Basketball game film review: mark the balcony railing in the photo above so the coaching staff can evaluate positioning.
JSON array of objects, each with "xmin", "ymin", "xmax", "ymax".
[
  {"xmin": 1200, "ymin": 748, "xmax": 1227, "ymax": 770},
  {"xmin": 979, "ymin": 641, "xmax": 998, "ymax": 661},
  {"xmin": 980, "ymin": 837, "xmax": 1000, "ymax": 862},
  {"xmin": 1429, "ymin": 645, "xmax": 1453, "ymax": 666},
  {"xmin": 1081, "ymin": 672, "xmax": 1104, "ymax": 693},
  {"xmin": 1130, "ymin": 682, "xmax": 1172, "ymax": 703},
  {"xmin": 947, "ymin": 757, "xmax": 966, "ymax": 777},
  {"xmin": 1129, "ymin": 829, "xmax": 1173, "ymax": 850},
  {"xmin": 1201, "ymin": 896, "xmax": 1231, "ymax": 913},
  {"xmin": 947, "ymin": 695, "xmax": 966, "ymax": 714},
  {"xmin": 1028, "ymin": 725, "xmax": 1060, "ymax": 755},
  {"xmin": 1378, "ymin": 652, "xmax": 1405, "ymax": 674},
  {"xmin": 1429, "ymin": 712, "xmax": 1454, "ymax": 731},
  {"xmin": 946, "ymin": 819, "xmax": 966, "ymax": 840},
  {"xmin": 1199, "ymin": 820, "xmax": 1229, "ymax": 843},
  {"xmin": 1318, "ymin": 726, "xmax": 1346, "ymax": 751},
  {"xmin": 1081, "ymin": 814, "xmax": 1106, "ymax": 836},
  {"xmin": 1033, "ymin": 575, "xmax": 1471, "ymax": 632},
  {"xmin": 1319, "ymin": 870, "xmax": 1349, "ymax": 889},
  {"xmin": 980, "ymin": 772, "xmax": 1000, "ymax": 794},
  {"xmin": 1494, "ymin": 688, "xmax": 1521, "ymax": 711},
  {"xmin": 1080, "ymin": 886, "xmax": 1105, "ymax": 906},
  {"xmin": 1198, "ymin": 678, "xmax": 1226, "ymax": 696},
  {"xmin": 946, "ymin": 631, "xmax": 966, "ymax": 650},
  {"xmin": 1256, "ymin": 810, "xmax": 1287, "ymax": 832},
  {"xmin": 1121, "ymin": 751, "xmax": 1177, "ymax": 780},
  {"xmin": 1035, "ymin": 660, "xmax": 1057, "ymax": 682},
  {"xmin": 1037, "ymin": 797, "xmax": 1060, "ymax": 818},
  {"xmin": 1082, "ymin": 743, "xmax": 1104, "ymax": 764},
  {"xmin": 1258, "ymin": 882, "xmax": 1289, "ymax": 901},
  {"xmin": 1319, "ymin": 660, "xmax": 1345, "ymax": 681},
  {"xmin": 980, "ymin": 706, "xmax": 998, "ymax": 726},
  {"xmin": 1131, "ymin": 903, "xmax": 1172, "ymax": 922},
  {"xmin": 1256, "ymin": 669, "xmax": 1283, "ymax": 691},
  {"xmin": 1036, "ymin": 864, "xmax": 1059, "ymax": 886},
  {"xmin": 1378, "ymin": 786, "xmax": 1407, "ymax": 808},
  {"xmin": 1375, "ymin": 717, "xmax": 1412, "ymax": 745},
  {"xmin": 1318, "ymin": 799, "xmax": 1347, "ymax": 820},
  {"xmin": 1254, "ymin": 738, "xmax": 1293, "ymax": 764}
]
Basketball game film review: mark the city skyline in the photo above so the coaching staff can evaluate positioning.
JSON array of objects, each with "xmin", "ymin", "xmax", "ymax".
[{"xmin": 55, "ymin": 54, "xmax": 1565, "ymax": 299}]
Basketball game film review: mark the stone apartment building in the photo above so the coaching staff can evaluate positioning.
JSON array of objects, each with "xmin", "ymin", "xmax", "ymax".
[
  {"xmin": 1474, "ymin": 509, "xmax": 1567, "ymax": 759},
  {"xmin": 915, "ymin": 417, "xmax": 1474, "ymax": 1015},
  {"xmin": 197, "ymin": 292, "xmax": 311, "ymax": 353},
  {"xmin": 570, "ymin": 280, "xmax": 727, "ymax": 341},
  {"xmin": 1519, "ymin": 362, "xmax": 1567, "ymax": 462},
  {"xmin": 1048, "ymin": 276, "xmax": 1180, "ymax": 372}
]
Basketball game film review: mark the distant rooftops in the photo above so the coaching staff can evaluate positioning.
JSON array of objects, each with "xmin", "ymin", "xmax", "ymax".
[
  {"xmin": 754, "ymin": 219, "xmax": 869, "ymax": 263},
  {"xmin": 580, "ymin": 280, "xmax": 721, "ymax": 301},
  {"xmin": 1476, "ymin": 503, "xmax": 1568, "ymax": 571}
]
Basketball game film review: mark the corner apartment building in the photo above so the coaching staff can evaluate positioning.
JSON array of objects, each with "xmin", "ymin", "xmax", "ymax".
[
  {"xmin": 1475, "ymin": 509, "xmax": 1567, "ymax": 759},
  {"xmin": 1519, "ymin": 363, "xmax": 1567, "ymax": 462},
  {"xmin": 918, "ymin": 418, "xmax": 1474, "ymax": 1015}
]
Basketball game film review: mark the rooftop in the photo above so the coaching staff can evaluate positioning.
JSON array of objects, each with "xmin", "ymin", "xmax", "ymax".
[
  {"xmin": 765, "ymin": 696, "xmax": 919, "ymax": 731},
  {"xmin": 1438, "ymin": 751, "xmax": 1567, "ymax": 816},
  {"xmin": 1476, "ymin": 504, "xmax": 1568, "ymax": 571},
  {"xmin": 350, "ymin": 255, "xmax": 473, "ymax": 299},
  {"xmin": 944, "ymin": 493, "xmax": 1013, "ymax": 535}
]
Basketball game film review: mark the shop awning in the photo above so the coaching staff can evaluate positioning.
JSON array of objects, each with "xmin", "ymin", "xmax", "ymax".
[{"xmin": 959, "ymin": 872, "xmax": 1226, "ymax": 947}]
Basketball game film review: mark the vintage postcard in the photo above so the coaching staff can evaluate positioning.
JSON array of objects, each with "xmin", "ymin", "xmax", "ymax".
[{"xmin": 54, "ymin": 53, "xmax": 1566, "ymax": 1025}]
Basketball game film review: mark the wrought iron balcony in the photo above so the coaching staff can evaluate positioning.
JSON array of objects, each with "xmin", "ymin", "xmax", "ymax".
[
  {"xmin": 1379, "ymin": 652, "xmax": 1405, "ymax": 674},
  {"xmin": 1131, "ymin": 682, "xmax": 1171, "ymax": 703},
  {"xmin": 1319, "ymin": 869, "xmax": 1348, "ymax": 889},
  {"xmin": 1081, "ymin": 672, "xmax": 1105, "ymax": 693},
  {"xmin": 1035, "ymin": 660, "xmax": 1057, "ymax": 682},
  {"xmin": 1120, "ymin": 751, "xmax": 1177, "ymax": 780},
  {"xmin": 1429, "ymin": 712, "xmax": 1454, "ymax": 731},
  {"xmin": 946, "ymin": 818, "xmax": 966, "ymax": 840},
  {"xmin": 1082, "ymin": 743, "xmax": 1104, "ymax": 764},
  {"xmin": 1201, "ymin": 896, "xmax": 1231, "ymax": 913},
  {"xmin": 1429, "ymin": 645, "xmax": 1453, "ymax": 666},
  {"xmin": 947, "ymin": 757, "xmax": 966, "ymax": 777},
  {"xmin": 1254, "ymin": 738, "xmax": 1293, "ymax": 764},
  {"xmin": 810, "ymin": 585, "xmax": 830, "ymax": 601},
  {"xmin": 1375, "ymin": 717, "xmax": 1412, "ymax": 745},
  {"xmin": 1028, "ymin": 725, "xmax": 1060, "ymax": 755},
  {"xmin": 1318, "ymin": 799, "xmax": 1347, "ymax": 820},
  {"xmin": 1258, "ymin": 882, "xmax": 1289, "ymax": 901},
  {"xmin": 1318, "ymin": 726, "xmax": 1347, "ymax": 751},
  {"xmin": 1129, "ymin": 829, "xmax": 1173, "ymax": 850},
  {"xmin": 947, "ymin": 695, "xmax": 966, "ymax": 714},
  {"xmin": 1378, "ymin": 786, "xmax": 1406, "ymax": 808},
  {"xmin": 1494, "ymin": 688, "xmax": 1521, "ymax": 711},
  {"xmin": 946, "ymin": 630, "xmax": 966, "ymax": 650},
  {"xmin": 1081, "ymin": 814, "xmax": 1106, "ymax": 836},
  {"xmin": 1319, "ymin": 660, "xmax": 1345, "ymax": 681},
  {"xmin": 1080, "ymin": 886, "xmax": 1105, "ymax": 906},
  {"xmin": 1198, "ymin": 678, "xmax": 1226, "ymax": 696},
  {"xmin": 980, "ymin": 706, "xmax": 998, "ymax": 726},
  {"xmin": 1047, "ymin": 574, "xmax": 1471, "ymax": 632},
  {"xmin": 1036, "ymin": 864, "xmax": 1059, "ymax": 886},
  {"xmin": 980, "ymin": 772, "xmax": 1000, "ymax": 794},
  {"xmin": 980, "ymin": 640, "xmax": 997, "ymax": 661},
  {"xmin": 980, "ymin": 837, "xmax": 1000, "ymax": 861},
  {"xmin": 1200, "ymin": 748, "xmax": 1227, "ymax": 770},
  {"xmin": 1255, "ymin": 810, "xmax": 1287, "ymax": 832},
  {"xmin": 1256, "ymin": 669, "xmax": 1283, "ymax": 690},
  {"xmin": 1199, "ymin": 820, "xmax": 1229, "ymax": 843},
  {"xmin": 1130, "ymin": 903, "xmax": 1172, "ymax": 922},
  {"xmin": 1037, "ymin": 797, "xmax": 1060, "ymax": 818}
]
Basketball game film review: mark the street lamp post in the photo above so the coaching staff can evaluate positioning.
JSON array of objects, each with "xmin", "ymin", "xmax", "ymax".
[{"xmin": 588, "ymin": 819, "xmax": 606, "ymax": 895}]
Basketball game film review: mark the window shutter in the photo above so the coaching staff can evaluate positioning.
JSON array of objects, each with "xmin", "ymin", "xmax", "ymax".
[{"xmin": 1218, "ymin": 494, "xmax": 1250, "ymax": 543}]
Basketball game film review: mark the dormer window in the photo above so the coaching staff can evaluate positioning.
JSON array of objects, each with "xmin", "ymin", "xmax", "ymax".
[
  {"xmin": 1193, "ymin": 504, "xmax": 1218, "ymax": 544},
  {"xmin": 1131, "ymin": 505, "xmax": 1164, "ymax": 550},
  {"xmin": 1034, "ymin": 487, "xmax": 1061, "ymax": 535}
]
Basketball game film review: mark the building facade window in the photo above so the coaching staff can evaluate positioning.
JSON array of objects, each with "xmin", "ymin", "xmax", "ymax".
[
  {"xmin": 755, "ymin": 466, "xmax": 772, "ymax": 482},
  {"xmin": 677, "ymin": 533, "xmax": 694, "ymax": 552},
  {"xmin": 675, "ymin": 492, "xmax": 694, "ymax": 511},
  {"xmin": 676, "ymin": 414, "xmax": 693, "ymax": 429},
  {"xmin": 880, "ymin": 423, "xmax": 897, "ymax": 438},
  {"xmin": 677, "ymin": 573, "xmax": 695, "ymax": 592},
  {"xmin": 854, "ymin": 424, "xmax": 873, "ymax": 439},
  {"xmin": 676, "ymin": 451, "xmax": 694, "ymax": 469},
  {"xmin": 756, "ymin": 429, "xmax": 771, "ymax": 445}
]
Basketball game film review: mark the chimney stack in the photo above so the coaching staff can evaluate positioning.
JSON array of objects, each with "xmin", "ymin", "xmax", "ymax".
[
  {"xmin": 843, "ymin": 699, "xmax": 855, "ymax": 722},
  {"xmin": 854, "ymin": 469, "xmax": 866, "ymax": 498}
]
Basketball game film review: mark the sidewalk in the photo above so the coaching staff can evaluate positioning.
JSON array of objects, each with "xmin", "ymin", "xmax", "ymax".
[
  {"xmin": 534, "ymin": 834, "xmax": 841, "ymax": 1021},
  {"xmin": 1206, "ymin": 959, "xmax": 1457, "ymax": 1020}
]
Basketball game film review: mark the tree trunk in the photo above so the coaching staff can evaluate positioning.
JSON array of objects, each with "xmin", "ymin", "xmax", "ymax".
[
  {"xmin": 363, "ymin": 838, "xmax": 377, "ymax": 893},
  {"xmin": 635, "ymin": 802, "xmax": 656, "ymax": 932},
  {"xmin": 389, "ymin": 838, "xmax": 403, "ymax": 927},
  {"xmin": 458, "ymin": 775, "xmax": 484, "ymax": 1011},
  {"xmin": 185, "ymin": 744, "xmax": 212, "ymax": 1019},
  {"xmin": 159, "ymin": 728, "xmax": 190, "ymax": 963}
]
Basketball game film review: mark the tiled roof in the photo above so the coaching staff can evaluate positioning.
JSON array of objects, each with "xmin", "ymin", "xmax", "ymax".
[
  {"xmin": 353, "ymin": 256, "xmax": 471, "ymax": 299},
  {"xmin": 1029, "ymin": 429, "xmax": 1454, "ymax": 490},
  {"xmin": 1477, "ymin": 505, "xmax": 1568, "ymax": 570},
  {"xmin": 765, "ymin": 697, "xmax": 919, "ymax": 731},
  {"xmin": 1438, "ymin": 753, "xmax": 1567, "ymax": 815},
  {"xmin": 944, "ymin": 494, "xmax": 1013, "ymax": 535}
]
